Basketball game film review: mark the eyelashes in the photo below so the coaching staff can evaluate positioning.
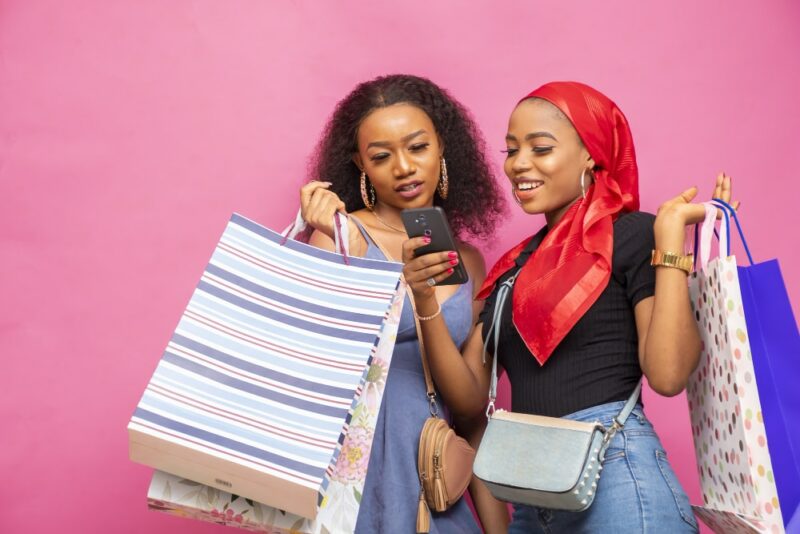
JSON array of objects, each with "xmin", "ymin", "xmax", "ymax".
[
  {"xmin": 501, "ymin": 146, "xmax": 554, "ymax": 157},
  {"xmin": 368, "ymin": 143, "xmax": 430, "ymax": 162}
]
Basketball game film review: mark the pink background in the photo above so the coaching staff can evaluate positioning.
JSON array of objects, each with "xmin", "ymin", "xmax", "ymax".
[{"xmin": 2, "ymin": 1, "xmax": 798, "ymax": 532}]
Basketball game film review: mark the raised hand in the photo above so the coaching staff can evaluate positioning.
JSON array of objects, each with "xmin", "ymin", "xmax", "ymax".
[
  {"xmin": 656, "ymin": 172, "xmax": 740, "ymax": 228},
  {"xmin": 652, "ymin": 172, "xmax": 740, "ymax": 260},
  {"xmin": 299, "ymin": 181, "xmax": 347, "ymax": 240}
]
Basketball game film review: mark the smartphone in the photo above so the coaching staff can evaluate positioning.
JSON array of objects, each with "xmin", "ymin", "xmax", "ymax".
[{"xmin": 401, "ymin": 207, "xmax": 469, "ymax": 285}]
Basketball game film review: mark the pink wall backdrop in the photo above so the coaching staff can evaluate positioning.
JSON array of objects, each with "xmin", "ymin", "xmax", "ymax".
[{"xmin": 2, "ymin": 1, "xmax": 798, "ymax": 532}]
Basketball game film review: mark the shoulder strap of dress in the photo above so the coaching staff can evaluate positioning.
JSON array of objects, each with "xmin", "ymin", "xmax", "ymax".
[{"xmin": 347, "ymin": 214, "xmax": 381, "ymax": 253}]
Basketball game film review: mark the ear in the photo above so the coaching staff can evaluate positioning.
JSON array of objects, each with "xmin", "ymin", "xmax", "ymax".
[
  {"xmin": 585, "ymin": 152, "xmax": 596, "ymax": 171},
  {"xmin": 437, "ymin": 134, "xmax": 445, "ymax": 157},
  {"xmin": 352, "ymin": 153, "xmax": 364, "ymax": 172}
]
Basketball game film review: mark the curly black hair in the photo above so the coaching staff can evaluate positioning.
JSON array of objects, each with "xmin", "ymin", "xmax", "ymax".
[{"xmin": 308, "ymin": 74, "xmax": 506, "ymax": 241}]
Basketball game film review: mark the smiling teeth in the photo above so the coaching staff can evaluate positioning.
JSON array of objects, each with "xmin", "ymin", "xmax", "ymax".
[
  {"xmin": 517, "ymin": 182, "xmax": 542, "ymax": 191},
  {"xmin": 400, "ymin": 184, "xmax": 418, "ymax": 191}
]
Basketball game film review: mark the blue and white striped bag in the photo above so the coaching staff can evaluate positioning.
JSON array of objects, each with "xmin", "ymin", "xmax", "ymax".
[{"xmin": 128, "ymin": 212, "xmax": 404, "ymax": 521}]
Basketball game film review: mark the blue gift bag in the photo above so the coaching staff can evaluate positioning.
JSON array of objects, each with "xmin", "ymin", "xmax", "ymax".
[{"xmin": 714, "ymin": 199, "xmax": 800, "ymax": 530}]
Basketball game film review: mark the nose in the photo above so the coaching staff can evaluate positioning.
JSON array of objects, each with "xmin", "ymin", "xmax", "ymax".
[
  {"xmin": 511, "ymin": 151, "xmax": 532, "ymax": 175},
  {"xmin": 393, "ymin": 151, "xmax": 416, "ymax": 178}
]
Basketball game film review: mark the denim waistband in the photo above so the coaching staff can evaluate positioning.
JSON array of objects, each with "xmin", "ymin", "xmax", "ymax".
[{"xmin": 561, "ymin": 400, "xmax": 646, "ymax": 424}]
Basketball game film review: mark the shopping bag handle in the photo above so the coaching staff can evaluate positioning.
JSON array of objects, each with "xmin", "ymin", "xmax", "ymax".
[
  {"xmin": 694, "ymin": 202, "xmax": 728, "ymax": 270},
  {"xmin": 693, "ymin": 199, "xmax": 754, "ymax": 271},
  {"xmin": 280, "ymin": 209, "xmax": 350, "ymax": 263},
  {"xmin": 711, "ymin": 198, "xmax": 754, "ymax": 265}
]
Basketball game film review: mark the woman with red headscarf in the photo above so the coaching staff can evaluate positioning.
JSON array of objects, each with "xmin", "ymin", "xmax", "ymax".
[{"xmin": 402, "ymin": 82, "xmax": 736, "ymax": 532}]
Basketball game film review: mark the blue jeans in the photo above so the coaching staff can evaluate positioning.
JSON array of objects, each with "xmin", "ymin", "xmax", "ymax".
[{"xmin": 508, "ymin": 402, "xmax": 698, "ymax": 533}]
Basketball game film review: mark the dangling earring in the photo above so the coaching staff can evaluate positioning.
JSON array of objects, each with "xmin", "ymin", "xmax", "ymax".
[
  {"xmin": 360, "ymin": 170, "xmax": 376, "ymax": 210},
  {"xmin": 437, "ymin": 157, "xmax": 449, "ymax": 200},
  {"xmin": 580, "ymin": 168, "xmax": 587, "ymax": 199}
]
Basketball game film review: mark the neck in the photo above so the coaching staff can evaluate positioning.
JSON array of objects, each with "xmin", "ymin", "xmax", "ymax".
[
  {"xmin": 373, "ymin": 202, "xmax": 404, "ymax": 226},
  {"xmin": 371, "ymin": 202, "xmax": 408, "ymax": 234},
  {"xmin": 545, "ymin": 196, "xmax": 582, "ymax": 228}
]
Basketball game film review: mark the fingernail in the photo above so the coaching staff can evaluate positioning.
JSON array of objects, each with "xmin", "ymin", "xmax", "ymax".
[
  {"xmin": 447, "ymin": 268, "xmax": 454, "ymax": 274},
  {"xmin": 449, "ymin": 259, "xmax": 459, "ymax": 265},
  {"xmin": 423, "ymin": 237, "xmax": 431, "ymax": 244},
  {"xmin": 448, "ymin": 251, "xmax": 458, "ymax": 259}
]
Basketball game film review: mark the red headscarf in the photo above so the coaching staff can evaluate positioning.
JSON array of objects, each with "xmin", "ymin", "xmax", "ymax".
[{"xmin": 477, "ymin": 81, "xmax": 639, "ymax": 365}]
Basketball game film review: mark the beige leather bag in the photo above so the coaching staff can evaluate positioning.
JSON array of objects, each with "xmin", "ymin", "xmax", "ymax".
[{"xmin": 417, "ymin": 414, "xmax": 476, "ymax": 511}]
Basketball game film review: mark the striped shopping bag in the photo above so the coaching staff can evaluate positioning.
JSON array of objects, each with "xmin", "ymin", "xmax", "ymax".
[{"xmin": 128, "ymin": 212, "xmax": 404, "ymax": 521}]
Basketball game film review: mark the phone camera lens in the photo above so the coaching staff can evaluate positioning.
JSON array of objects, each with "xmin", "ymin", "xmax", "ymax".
[{"xmin": 424, "ymin": 229, "xmax": 432, "ymax": 237}]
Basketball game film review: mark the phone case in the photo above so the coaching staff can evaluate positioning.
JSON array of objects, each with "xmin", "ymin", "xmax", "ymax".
[{"xmin": 400, "ymin": 207, "xmax": 469, "ymax": 285}]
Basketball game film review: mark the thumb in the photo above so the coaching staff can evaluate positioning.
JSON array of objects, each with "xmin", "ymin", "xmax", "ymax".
[{"xmin": 679, "ymin": 186, "xmax": 698, "ymax": 203}]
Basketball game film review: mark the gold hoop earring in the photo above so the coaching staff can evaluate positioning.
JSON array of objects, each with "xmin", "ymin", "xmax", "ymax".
[
  {"xmin": 437, "ymin": 157, "xmax": 449, "ymax": 200},
  {"xmin": 360, "ymin": 170, "xmax": 376, "ymax": 210},
  {"xmin": 511, "ymin": 187, "xmax": 522, "ymax": 206},
  {"xmin": 580, "ymin": 168, "xmax": 587, "ymax": 199}
]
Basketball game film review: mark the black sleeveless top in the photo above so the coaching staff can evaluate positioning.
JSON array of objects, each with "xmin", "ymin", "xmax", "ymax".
[{"xmin": 478, "ymin": 211, "xmax": 656, "ymax": 417}]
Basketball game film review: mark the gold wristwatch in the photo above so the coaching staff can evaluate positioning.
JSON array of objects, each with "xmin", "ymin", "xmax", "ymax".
[{"xmin": 650, "ymin": 250, "xmax": 693, "ymax": 274}]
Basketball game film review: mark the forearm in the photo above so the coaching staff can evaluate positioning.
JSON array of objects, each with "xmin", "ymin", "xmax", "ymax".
[
  {"xmin": 643, "ymin": 270, "xmax": 701, "ymax": 395},
  {"xmin": 468, "ymin": 477, "xmax": 510, "ymax": 534},
  {"xmin": 643, "ymin": 216, "xmax": 702, "ymax": 395},
  {"xmin": 416, "ymin": 295, "xmax": 488, "ymax": 417}
]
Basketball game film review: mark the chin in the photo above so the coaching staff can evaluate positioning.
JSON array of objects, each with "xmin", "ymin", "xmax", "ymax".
[
  {"xmin": 399, "ymin": 193, "xmax": 435, "ymax": 208},
  {"xmin": 518, "ymin": 201, "xmax": 543, "ymax": 215}
]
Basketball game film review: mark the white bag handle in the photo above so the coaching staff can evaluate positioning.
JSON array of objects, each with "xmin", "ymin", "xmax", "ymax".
[
  {"xmin": 280, "ymin": 209, "xmax": 350, "ymax": 260},
  {"xmin": 696, "ymin": 201, "xmax": 730, "ymax": 271}
]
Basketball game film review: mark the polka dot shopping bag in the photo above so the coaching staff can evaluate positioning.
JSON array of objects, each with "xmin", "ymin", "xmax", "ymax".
[{"xmin": 686, "ymin": 201, "xmax": 800, "ymax": 534}]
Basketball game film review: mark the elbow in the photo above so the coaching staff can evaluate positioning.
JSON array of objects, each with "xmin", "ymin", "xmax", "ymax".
[
  {"xmin": 645, "ymin": 356, "xmax": 696, "ymax": 397},
  {"xmin": 450, "ymin": 380, "xmax": 491, "ymax": 420},
  {"xmin": 643, "ymin": 358, "xmax": 693, "ymax": 397},
  {"xmin": 642, "ymin": 337, "xmax": 702, "ymax": 397},
  {"xmin": 443, "ymin": 391, "xmax": 486, "ymax": 421},
  {"xmin": 647, "ymin": 377, "xmax": 686, "ymax": 397},
  {"xmin": 461, "ymin": 396, "xmax": 489, "ymax": 421}
]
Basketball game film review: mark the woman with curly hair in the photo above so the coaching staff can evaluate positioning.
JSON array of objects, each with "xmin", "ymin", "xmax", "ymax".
[{"xmin": 299, "ymin": 74, "xmax": 506, "ymax": 533}]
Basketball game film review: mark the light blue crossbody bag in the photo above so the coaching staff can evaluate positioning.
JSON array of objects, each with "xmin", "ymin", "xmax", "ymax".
[{"xmin": 473, "ymin": 272, "xmax": 642, "ymax": 511}]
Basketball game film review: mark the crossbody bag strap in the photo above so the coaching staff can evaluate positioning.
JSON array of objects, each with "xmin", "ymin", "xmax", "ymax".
[
  {"xmin": 348, "ymin": 215, "xmax": 438, "ymax": 411},
  {"xmin": 613, "ymin": 379, "xmax": 643, "ymax": 427},
  {"xmin": 483, "ymin": 272, "xmax": 518, "ymax": 416},
  {"xmin": 407, "ymin": 289, "xmax": 439, "ymax": 414}
]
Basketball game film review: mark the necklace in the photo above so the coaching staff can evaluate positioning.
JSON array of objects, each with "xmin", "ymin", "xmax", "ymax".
[{"xmin": 372, "ymin": 209, "xmax": 406, "ymax": 234}]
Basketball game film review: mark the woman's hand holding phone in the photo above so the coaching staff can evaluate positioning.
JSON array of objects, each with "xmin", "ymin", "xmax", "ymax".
[
  {"xmin": 400, "ymin": 207, "xmax": 468, "ymax": 305},
  {"xmin": 401, "ymin": 238, "xmax": 462, "ymax": 300}
]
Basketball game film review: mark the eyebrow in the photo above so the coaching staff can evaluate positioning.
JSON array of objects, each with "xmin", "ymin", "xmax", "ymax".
[
  {"xmin": 367, "ymin": 129, "xmax": 427, "ymax": 149},
  {"xmin": 505, "ymin": 131, "xmax": 558, "ymax": 142}
]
